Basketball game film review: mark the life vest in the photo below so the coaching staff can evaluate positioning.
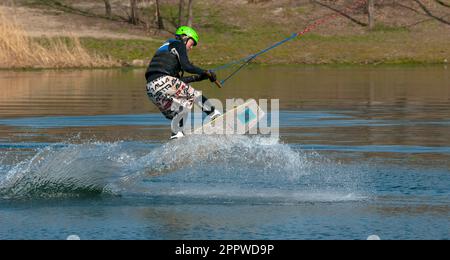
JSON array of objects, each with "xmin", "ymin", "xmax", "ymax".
[{"xmin": 145, "ymin": 39, "xmax": 184, "ymax": 81}]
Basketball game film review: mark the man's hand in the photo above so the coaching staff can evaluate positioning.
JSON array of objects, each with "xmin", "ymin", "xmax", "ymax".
[{"xmin": 205, "ymin": 70, "xmax": 217, "ymax": 83}]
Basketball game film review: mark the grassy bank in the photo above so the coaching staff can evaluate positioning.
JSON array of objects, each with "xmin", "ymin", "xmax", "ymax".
[
  {"xmin": 77, "ymin": 0, "xmax": 450, "ymax": 67},
  {"xmin": 78, "ymin": 29, "xmax": 449, "ymax": 68},
  {"xmin": 2, "ymin": 0, "xmax": 450, "ymax": 69}
]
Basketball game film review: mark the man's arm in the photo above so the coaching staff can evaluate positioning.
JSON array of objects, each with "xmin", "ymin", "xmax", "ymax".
[
  {"xmin": 172, "ymin": 41, "xmax": 206, "ymax": 76},
  {"xmin": 181, "ymin": 74, "xmax": 208, "ymax": 84}
]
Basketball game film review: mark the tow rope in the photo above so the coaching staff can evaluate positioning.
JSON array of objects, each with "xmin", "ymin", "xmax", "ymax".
[{"xmin": 212, "ymin": 0, "xmax": 368, "ymax": 86}]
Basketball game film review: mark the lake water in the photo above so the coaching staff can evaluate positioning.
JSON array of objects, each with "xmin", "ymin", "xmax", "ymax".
[{"xmin": 0, "ymin": 66, "xmax": 449, "ymax": 240}]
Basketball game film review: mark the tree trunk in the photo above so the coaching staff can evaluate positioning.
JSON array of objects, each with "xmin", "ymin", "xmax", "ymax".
[
  {"xmin": 130, "ymin": 0, "xmax": 139, "ymax": 25},
  {"xmin": 178, "ymin": 0, "xmax": 185, "ymax": 27},
  {"xmin": 368, "ymin": 0, "xmax": 375, "ymax": 30},
  {"xmin": 103, "ymin": 0, "xmax": 112, "ymax": 19},
  {"xmin": 187, "ymin": 0, "xmax": 194, "ymax": 27},
  {"xmin": 155, "ymin": 0, "xmax": 165, "ymax": 30}
]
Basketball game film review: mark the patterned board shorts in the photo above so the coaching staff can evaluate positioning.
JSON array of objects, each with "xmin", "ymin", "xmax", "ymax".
[{"xmin": 146, "ymin": 76, "xmax": 201, "ymax": 120}]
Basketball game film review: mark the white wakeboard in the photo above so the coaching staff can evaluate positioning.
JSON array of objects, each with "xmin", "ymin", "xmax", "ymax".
[{"xmin": 191, "ymin": 99, "xmax": 265, "ymax": 135}]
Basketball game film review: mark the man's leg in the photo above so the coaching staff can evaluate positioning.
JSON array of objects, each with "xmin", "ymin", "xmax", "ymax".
[
  {"xmin": 200, "ymin": 95, "xmax": 214, "ymax": 115},
  {"xmin": 169, "ymin": 78, "xmax": 222, "ymax": 138},
  {"xmin": 147, "ymin": 76, "xmax": 188, "ymax": 139},
  {"xmin": 196, "ymin": 95, "xmax": 221, "ymax": 119},
  {"xmin": 170, "ymin": 109, "xmax": 187, "ymax": 139}
]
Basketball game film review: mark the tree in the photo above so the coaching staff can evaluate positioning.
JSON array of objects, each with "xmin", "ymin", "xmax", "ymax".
[
  {"xmin": 187, "ymin": 0, "xmax": 194, "ymax": 27},
  {"xmin": 130, "ymin": 0, "xmax": 139, "ymax": 25},
  {"xmin": 312, "ymin": 0, "xmax": 367, "ymax": 27},
  {"xmin": 178, "ymin": 0, "xmax": 185, "ymax": 27},
  {"xmin": 414, "ymin": 0, "xmax": 450, "ymax": 25},
  {"xmin": 368, "ymin": 0, "xmax": 375, "ymax": 30},
  {"xmin": 155, "ymin": 0, "xmax": 165, "ymax": 30},
  {"xmin": 103, "ymin": 0, "xmax": 112, "ymax": 19}
]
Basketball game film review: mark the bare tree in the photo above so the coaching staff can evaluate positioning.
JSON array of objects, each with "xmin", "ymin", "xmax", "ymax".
[
  {"xmin": 187, "ymin": 0, "xmax": 194, "ymax": 27},
  {"xmin": 312, "ymin": 0, "xmax": 367, "ymax": 26},
  {"xmin": 130, "ymin": 0, "xmax": 139, "ymax": 25},
  {"xmin": 155, "ymin": 0, "xmax": 165, "ymax": 30},
  {"xmin": 178, "ymin": 0, "xmax": 185, "ymax": 27},
  {"xmin": 413, "ymin": 0, "xmax": 450, "ymax": 25},
  {"xmin": 368, "ymin": 0, "xmax": 375, "ymax": 30},
  {"xmin": 103, "ymin": 0, "xmax": 112, "ymax": 19}
]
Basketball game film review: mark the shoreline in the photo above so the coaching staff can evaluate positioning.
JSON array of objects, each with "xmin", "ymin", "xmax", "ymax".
[
  {"xmin": 1, "ymin": 61, "xmax": 448, "ymax": 72},
  {"xmin": 1, "ymin": 1, "xmax": 449, "ymax": 71},
  {"xmin": 1, "ymin": 33, "xmax": 447, "ymax": 70}
]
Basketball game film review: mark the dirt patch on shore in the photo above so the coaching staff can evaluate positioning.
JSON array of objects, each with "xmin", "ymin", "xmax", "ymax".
[{"xmin": 0, "ymin": 5, "xmax": 156, "ymax": 40}]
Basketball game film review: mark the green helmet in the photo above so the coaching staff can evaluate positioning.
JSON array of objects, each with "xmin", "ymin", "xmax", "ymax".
[{"xmin": 175, "ymin": 26, "xmax": 199, "ymax": 46}]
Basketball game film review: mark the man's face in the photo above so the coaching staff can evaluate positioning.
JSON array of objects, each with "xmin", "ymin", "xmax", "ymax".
[{"xmin": 186, "ymin": 38, "xmax": 195, "ymax": 51}]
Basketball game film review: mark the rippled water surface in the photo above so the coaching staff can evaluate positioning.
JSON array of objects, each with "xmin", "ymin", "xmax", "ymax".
[{"xmin": 0, "ymin": 66, "xmax": 449, "ymax": 239}]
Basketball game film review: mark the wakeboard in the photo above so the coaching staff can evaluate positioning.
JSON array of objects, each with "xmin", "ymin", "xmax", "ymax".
[{"xmin": 190, "ymin": 99, "xmax": 265, "ymax": 135}]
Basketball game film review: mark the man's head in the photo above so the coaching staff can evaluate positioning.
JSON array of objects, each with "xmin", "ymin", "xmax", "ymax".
[{"xmin": 175, "ymin": 26, "xmax": 199, "ymax": 51}]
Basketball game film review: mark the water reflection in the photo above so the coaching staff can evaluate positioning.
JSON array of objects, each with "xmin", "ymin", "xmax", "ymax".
[
  {"xmin": 0, "ymin": 66, "xmax": 449, "ymax": 239},
  {"xmin": 0, "ymin": 69, "xmax": 156, "ymax": 117},
  {"xmin": 0, "ymin": 66, "xmax": 449, "ymax": 117},
  {"xmin": 0, "ymin": 66, "xmax": 449, "ymax": 153}
]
